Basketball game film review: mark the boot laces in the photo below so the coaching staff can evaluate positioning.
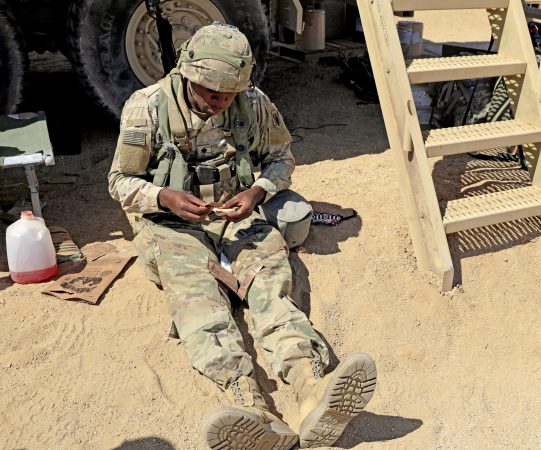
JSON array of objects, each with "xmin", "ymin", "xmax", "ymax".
[
  {"xmin": 229, "ymin": 373, "xmax": 244, "ymax": 405},
  {"xmin": 310, "ymin": 357, "xmax": 323, "ymax": 380}
]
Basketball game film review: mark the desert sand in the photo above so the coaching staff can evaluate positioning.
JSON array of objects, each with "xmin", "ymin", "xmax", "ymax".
[{"xmin": 1, "ymin": 9, "xmax": 540, "ymax": 450}]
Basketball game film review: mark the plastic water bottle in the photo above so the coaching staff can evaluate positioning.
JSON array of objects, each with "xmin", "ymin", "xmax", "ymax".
[{"xmin": 6, "ymin": 211, "xmax": 58, "ymax": 283}]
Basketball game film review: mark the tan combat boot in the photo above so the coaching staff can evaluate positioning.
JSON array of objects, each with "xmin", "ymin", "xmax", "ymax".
[
  {"xmin": 289, "ymin": 353, "xmax": 377, "ymax": 448},
  {"xmin": 202, "ymin": 374, "xmax": 298, "ymax": 450}
]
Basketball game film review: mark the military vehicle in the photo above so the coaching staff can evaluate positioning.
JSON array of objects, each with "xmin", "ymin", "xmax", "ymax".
[{"xmin": 0, "ymin": 0, "xmax": 363, "ymax": 118}]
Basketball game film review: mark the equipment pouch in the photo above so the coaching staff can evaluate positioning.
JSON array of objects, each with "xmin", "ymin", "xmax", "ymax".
[
  {"xmin": 151, "ymin": 146, "xmax": 172, "ymax": 187},
  {"xmin": 151, "ymin": 142, "xmax": 191, "ymax": 191},
  {"xmin": 170, "ymin": 148, "xmax": 191, "ymax": 191},
  {"xmin": 118, "ymin": 126, "xmax": 152, "ymax": 175}
]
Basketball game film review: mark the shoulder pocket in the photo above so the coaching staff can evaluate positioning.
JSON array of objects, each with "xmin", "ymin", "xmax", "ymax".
[
  {"xmin": 268, "ymin": 104, "xmax": 292, "ymax": 145},
  {"xmin": 118, "ymin": 126, "xmax": 152, "ymax": 175}
]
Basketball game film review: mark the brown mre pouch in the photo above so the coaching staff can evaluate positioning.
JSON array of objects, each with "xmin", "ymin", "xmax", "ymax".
[
  {"xmin": 48, "ymin": 225, "xmax": 84, "ymax": 263},
  {"xmin": 42, "ymin": 242, "xmax": 135, "ymax": 304}
]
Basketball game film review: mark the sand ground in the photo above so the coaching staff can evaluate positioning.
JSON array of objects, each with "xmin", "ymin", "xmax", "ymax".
[{"xmin": 1, "ymin": 9, "xmax": 541, "ymax": 450}]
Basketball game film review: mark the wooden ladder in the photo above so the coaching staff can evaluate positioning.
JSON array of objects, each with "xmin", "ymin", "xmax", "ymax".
[{"xmin": 357, "ymin": 0, "xmax": 541, "ymax": 291}]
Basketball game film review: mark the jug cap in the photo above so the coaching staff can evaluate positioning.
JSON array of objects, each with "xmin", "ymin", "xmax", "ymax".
[{"xmin": 21, "ymin": 210, "xmax": 35, "ymax": 219}]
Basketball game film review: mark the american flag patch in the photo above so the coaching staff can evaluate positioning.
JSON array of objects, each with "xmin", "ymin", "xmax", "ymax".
[{"xmin": 123, "ymin": 130, "xmax": 146, "ymax": 146}]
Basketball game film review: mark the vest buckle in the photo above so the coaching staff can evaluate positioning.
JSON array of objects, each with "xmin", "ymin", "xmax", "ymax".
[{"xmin": 175, "ymin": 135, "xmax": 189, "ymax": 149}]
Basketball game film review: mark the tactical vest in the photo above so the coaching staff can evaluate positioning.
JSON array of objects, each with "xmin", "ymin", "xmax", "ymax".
[{"xmin": 147, "ymin": 72, "xmax": 260, "ymax": 203}]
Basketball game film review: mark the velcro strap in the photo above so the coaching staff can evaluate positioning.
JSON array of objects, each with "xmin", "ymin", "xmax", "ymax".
[
  {"xmin": 237, "ymin": 264, "xmax": 264, "ymax": 300},
  {"xmin": 218, "ymin": 164, "xmax": 231, "ymax": 180},
  {"xmin": 126, "ymin": 118, "xmax": 147, "ymax": 127},
  {"xmin": 208, "ymin": 259, "xmax": 239, "ymax": 293},
  {"xmin": 199, "ymin": 184, "xmax": 215, "ymax": 203}
]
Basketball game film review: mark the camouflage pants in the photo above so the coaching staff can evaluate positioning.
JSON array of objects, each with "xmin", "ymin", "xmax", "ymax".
[{"xmin": 132, "ymin": 212, "xmax": 329, "ymax": 389}]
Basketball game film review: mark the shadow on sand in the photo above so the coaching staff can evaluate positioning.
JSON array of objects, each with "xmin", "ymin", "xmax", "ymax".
[
  {"xmin": 112, "ymin": 437, "xmax": 176, "ymax": 450},
  {"xmin": 432, "ymin": 151, "xmax": 541, "ymax": 286},
  {"xmin": 335, "ymin": 411, "xmax": 423, "ymax": 448}
]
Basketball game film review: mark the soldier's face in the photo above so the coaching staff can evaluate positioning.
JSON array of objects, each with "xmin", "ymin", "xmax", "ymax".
[{"xmin": 188, "ymin": 81, "xmax": 237, "ymax": 116}]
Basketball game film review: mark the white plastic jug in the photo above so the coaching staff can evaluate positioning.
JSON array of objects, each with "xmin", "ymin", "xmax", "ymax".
[{"xmin": 6, "ymin": 211, "xmax": 58, "ymax": 283}]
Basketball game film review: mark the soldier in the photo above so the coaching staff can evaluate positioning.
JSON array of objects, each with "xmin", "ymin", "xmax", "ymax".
[{"xmin": 109, "ymin": 22, "xmax": 376, "ymax": 450}]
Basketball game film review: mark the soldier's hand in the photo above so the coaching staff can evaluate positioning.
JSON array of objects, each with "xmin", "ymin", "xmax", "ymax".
[
  {"xmin": 222, "ymin": 186, "xmax": 266, "ymax": 222},
  {"xmin": 158, "ymin": 188, "xmax": 213, "ymax": 221}
]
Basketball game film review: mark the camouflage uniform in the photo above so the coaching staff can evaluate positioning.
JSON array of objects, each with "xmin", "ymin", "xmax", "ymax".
[
  {"xmin": 108, "ymin": 60, "xmax": 329, "ymax": 392},
  {"xmin": 110, "ymin": 25, "xmax": 377, "ymax": 450}
]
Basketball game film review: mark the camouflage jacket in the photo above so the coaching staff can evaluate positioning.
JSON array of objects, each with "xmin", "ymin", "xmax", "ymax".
[{"xmin": 108, "ymin": 80, "xmax": 295, "ymax": 214}]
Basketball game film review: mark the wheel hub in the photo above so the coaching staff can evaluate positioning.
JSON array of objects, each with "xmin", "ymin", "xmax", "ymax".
[{"xmin": 126, "ymin": 0, "xmax": 225, "ymax": 86}]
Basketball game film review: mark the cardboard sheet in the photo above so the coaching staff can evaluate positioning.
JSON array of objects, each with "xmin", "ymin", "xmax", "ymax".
[{"xmin": 42, "ymin": 242, "xmax": 135, "ymax": 304}]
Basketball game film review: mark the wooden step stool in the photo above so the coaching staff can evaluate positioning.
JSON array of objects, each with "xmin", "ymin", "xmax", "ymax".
[{"xmin": 357, "ymin": 0, "xmax": 541, "ymax": 291}]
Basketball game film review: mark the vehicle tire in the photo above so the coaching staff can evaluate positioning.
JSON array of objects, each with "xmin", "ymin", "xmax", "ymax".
[
  {"xmin": 0, "ymin": 1, "xmax": 28, "ymax": 115},
  {"xmin": 67, "ymin": 0, "xmax": 269, "ymax": 119}
]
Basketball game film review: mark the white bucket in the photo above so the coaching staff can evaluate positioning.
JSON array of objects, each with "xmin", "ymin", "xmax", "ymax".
[
  {"xmin": 6, "ymin": 211, "xmax": 58, "ymax": 283},
  {"xmin": 397, "ymin": 21, "xmax": 424, "ymax": 58},
  {"xmin": 296, "ymin": 9, "xmax": 326, "ymax": 51}
]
